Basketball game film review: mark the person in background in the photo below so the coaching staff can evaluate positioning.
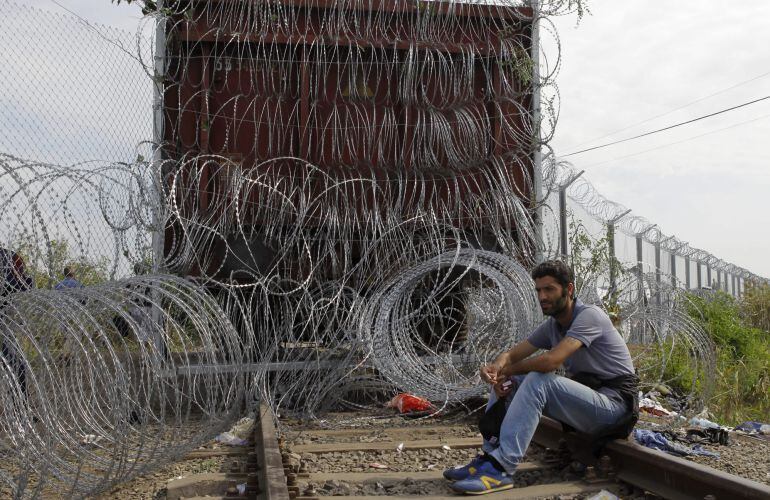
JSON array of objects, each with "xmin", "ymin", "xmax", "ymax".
[
  {"xmin": 54, "ymin": 266, "xmax": 86, "ymax": 364},
  {"xmin": 55, "ymin": 266, "xmax": 83, "ymax": 290},
  {"xmin": 1, "ymin": 248, "xmax": 34, "ymax": 404}
]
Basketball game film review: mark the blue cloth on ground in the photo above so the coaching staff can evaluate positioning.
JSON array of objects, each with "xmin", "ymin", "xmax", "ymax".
[
  {"xmin": 632, "ymin": 429, "xmax": 719, "ymax": 458},
  {"xmin": 735, "ymin": 421, "xmax": 768, "ymax": 434}
]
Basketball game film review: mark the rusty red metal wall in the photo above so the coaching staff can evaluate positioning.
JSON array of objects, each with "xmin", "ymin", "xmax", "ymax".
[{"xmin": 162, "ymin": 1, "xmax": 535, "ymax": 276}]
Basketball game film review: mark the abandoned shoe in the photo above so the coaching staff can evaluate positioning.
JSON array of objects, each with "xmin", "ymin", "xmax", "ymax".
[
  {"xmin": 443, "ymin": 454, "xmax": 487, "ymax": 482},
  {"xmin": 450, "ymin": 459, "xmax": 513, "ymax": 495}
]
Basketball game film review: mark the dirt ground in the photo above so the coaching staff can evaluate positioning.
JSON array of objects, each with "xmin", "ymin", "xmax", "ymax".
[
  {"xmin": 636, "ymin": 413, "xmax": 770, "ymax": 486},
  {"xmin": 90, "ymin": 408, "xmax": 769, "ymax": 499}
]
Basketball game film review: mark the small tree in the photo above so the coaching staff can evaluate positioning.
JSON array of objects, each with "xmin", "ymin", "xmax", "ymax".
[{"xmin": 567, "ymin": 214, "xmax": 624, "ymax": 298}]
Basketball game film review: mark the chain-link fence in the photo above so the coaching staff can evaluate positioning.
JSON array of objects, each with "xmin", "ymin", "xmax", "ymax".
[
  {"xmin": 0, "ymin": 1, "xmax": 152, "ymax": 163},
  {"xmin": 0, "ymin": 1, "xmax": 154, "ymax": 282}
]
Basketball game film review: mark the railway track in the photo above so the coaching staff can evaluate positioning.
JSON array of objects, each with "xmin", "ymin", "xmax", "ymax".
[{"xmin": 165, "ymin": 406, "xmax": 770, "ymax": 500}]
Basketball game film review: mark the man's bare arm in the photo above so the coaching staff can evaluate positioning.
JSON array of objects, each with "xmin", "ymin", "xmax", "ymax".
[
  {"xmin": 500, "ymin": 336, "xmax": 583, "ymax": 377},
  {"xmin": 480, "ymin": 340, "xmax": 538, "ymax": 384}
]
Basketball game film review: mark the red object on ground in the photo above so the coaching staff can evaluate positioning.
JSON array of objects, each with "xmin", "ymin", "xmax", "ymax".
[
  {"xmin": 640, "ymin": 405, "xmax": 670, "ymax": 417},
  {"xmin": 387, "ymin": 393, "xmax": 433, "ymax": 414}
]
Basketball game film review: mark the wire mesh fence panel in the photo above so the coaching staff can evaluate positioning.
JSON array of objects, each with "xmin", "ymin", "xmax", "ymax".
[
  {"xmin": 0, "ymin": 1, "xmax": 156, "ymax": 283},
  {"xmin": 0, "ymin": 1, "xmax": 153, "ymax": 164}
]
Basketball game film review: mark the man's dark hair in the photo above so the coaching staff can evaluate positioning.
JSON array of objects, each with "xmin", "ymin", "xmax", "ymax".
[
  {"xmin": 531, "ymin": 260, "xmax": 574, "ymax": 290},
  {"xmin": 63, "ymin": 266, "xmax": 73, "ymax": 277}
]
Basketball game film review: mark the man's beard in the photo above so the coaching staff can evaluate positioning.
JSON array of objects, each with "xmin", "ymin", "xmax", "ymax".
[{"xmin": 542, "ymin": 289, "xmax": 569, "ymax": 317}]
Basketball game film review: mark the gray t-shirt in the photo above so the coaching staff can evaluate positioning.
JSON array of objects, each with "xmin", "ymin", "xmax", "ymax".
[{"xmin": 526, "ymin": 299, "xmax": 635, "ymax": 400}]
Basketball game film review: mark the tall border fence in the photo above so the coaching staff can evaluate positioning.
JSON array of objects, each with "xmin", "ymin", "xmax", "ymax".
[{"xmin": 542, "ymin": 156, "xmax": 769, "ymax": 299}]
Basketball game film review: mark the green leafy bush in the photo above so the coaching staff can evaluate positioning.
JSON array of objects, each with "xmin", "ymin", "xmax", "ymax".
[{"xmin": 686, "ymin": 291, "xmax": 770, "ymax": 424}]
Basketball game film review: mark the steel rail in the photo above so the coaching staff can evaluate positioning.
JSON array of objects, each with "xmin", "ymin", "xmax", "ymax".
[
  {"xmin": 257, "ymin": 403, "xmax": 291, "ymax": 500},
  {"xmin": 533, "ymin": 417, "xmax": 770, "ymax": 500}
]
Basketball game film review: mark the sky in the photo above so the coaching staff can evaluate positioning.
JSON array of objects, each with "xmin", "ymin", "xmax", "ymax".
[
  {"xmin": 543, "ymin": 0, "xmax": 770, "ymax": 278},
  {"xmin": 14, "ymin": 0, "xmax": 770, "ymax": 278}
]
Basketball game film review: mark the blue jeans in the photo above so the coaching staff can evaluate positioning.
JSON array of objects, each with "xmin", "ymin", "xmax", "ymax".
[{"xmin": 484, "ymin": 372, "xmax": 627, "ymax": 474}]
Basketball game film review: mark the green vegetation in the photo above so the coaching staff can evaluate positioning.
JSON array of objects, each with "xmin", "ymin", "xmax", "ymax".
[
  {"xmin": 567, "ymin": 214, "xmax": 625, "ymax": 313},
  {"xmin": 638, "ymin": 335, "xmax": 693, "ymax": 387},
  {"xmin": 742, "ymin": 282, "xmax": 770, "ymax": 333},
  {"xmin": 12, "ymin": 237, "xmax": 110, "ymax": 289},
  {"xmin": 685, "ymin": 291, "xmax": 770, "ymax": 424}
]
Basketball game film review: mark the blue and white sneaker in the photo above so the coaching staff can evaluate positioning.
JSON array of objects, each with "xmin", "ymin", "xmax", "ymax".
[
  {"xmin": 443, "ymin": 454, "xmax": 487, "ymax": 482},
  {"xmin": 451, "ymin": 459, "xmax": 514, "ymax": 495}
]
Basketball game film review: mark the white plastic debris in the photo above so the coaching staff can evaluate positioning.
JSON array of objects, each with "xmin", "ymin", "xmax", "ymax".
[
  {"xmin": 214, "ymin": 414, "xmax": 255, "ymax": 446},
  {"xmin": 368, "ymin": 462, "xmax": 389, "ymax": 469},
  {"xmin": 80, "ymin": 434, "xmax": 102, "ymax": 446},
  {"xmin": 215, "ymin": 432, "xmax": 248, "ymax": 446},
  {"xmin": 396, "ymin": 442, "xmax": 404, "ymax": 453},
  {"xmin": 689, "ymin": 417, "xmax": 720, "ymax": 429},
  {"xmin": 236, "ymin": 483, "xmax": 246, "ymax": 495},
  {"xmin": 229, "ymin": 415, "xmax": 256, "ymax": 440},
  {"xmin": 441, "ymin": 445, "xmax": 451, "ymax": 451},
  {"xmin": 587, "ymin": 490, "xmax": 619, "ymax": 500},
  {"xmin": 639, "ymin": 397, "xmax": 674, "ymax": 416}
]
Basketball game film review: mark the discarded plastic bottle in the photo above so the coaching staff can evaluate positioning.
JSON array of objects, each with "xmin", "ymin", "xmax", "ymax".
[{"xmin": 689, "ymin": 417, "xmax": 720, "ymax": 429}]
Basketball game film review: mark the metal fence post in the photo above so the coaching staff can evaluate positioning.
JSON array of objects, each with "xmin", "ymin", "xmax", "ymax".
[
  {"xmin": 151, "ymin": 0, "xmax": 167, "ymax": 360},
  {"xmin": 669, "ymin": 242, "xmax": 686, "ymax": 289},
  {"xmin": 670, "ymin": 252, "xmax": 677, "ymax": 288},
  {"xmin": 531, "ymin": 0, "xmax": 543, "ymax": 264},
  {"xmin": 706, "ymin": 264, "xmax": 712, "ymax": 288},
  {"xmin": 696, "ymin": 261, "xmax": 702, "ymax": 288},
  {"xmin": 559, "ymin": 188, "xmax": 567, "ymax": 259},
  {"xmin": 654, "ymin": 242, "xmax": 662, "ymax": 305},
  {"xmin": 654, "ymin": 236, "xmax": 673, "ymax": 301},
  {"xmin": 607, "ymin": 209, "xmax": 631, "ymax": 296},
  {"xmin": 636, "ymin": 225, "xmax": 656, "ymax": 303},
  {"xmin": 684, "ymin": 256, "xmax": 691, "ymax": 289},
  {"xmin": 635, "ymin": 233, "xmax": 644, "ymax": 302}
]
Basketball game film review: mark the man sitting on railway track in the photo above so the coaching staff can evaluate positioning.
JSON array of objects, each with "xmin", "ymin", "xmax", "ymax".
[{"xmin": 446, "ymin": 260, "xmax": 639, "ymax": 495}]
